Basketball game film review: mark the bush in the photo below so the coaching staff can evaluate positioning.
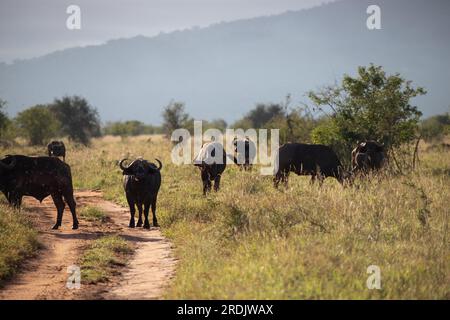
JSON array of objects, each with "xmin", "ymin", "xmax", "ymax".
[
  {"xmin": 162, "ymin": 101, "xmax": 193, "ymax": 138},
  {"xmin": 309, "ymin": 64, "xmax": 426, "ymax": 167},
  {"xmin": 50, "ymin": 96, "xmax": 101, "ymax": 145},
  {"xmin": 420, "ymin": 112, "xmax": 450, "ymax": 142},
  {"xmin": 15, "ymin": 105, "xmax": 60, "ymax": 145}
]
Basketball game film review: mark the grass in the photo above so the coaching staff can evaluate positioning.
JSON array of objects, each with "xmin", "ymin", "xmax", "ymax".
[
  {"xmin": 80, "ymin": 235, "xmax": 132, "ymax": 284},
  {"xmin": 0, "ymin": 202, "xmax": 39, "ymax": 285},
  {"xmin": 79, "ymin": 206, "xmax": 108, "ymax": 223},
  {"xmin": 2, "ymin": 135, "xmax": 449, "ymax": 298}
]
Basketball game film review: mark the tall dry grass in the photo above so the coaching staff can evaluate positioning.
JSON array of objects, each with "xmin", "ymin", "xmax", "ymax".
[{"xmin": 1, "ymin": 135, "xmax": 449, "ymax": 298}]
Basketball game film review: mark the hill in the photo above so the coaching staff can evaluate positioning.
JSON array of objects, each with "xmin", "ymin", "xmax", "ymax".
[{"xmin": 0, "ymin": 0, "xmax": 449, "ymax": 123}]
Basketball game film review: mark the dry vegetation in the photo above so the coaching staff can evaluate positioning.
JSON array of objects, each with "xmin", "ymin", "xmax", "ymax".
[
  {"xmin": 0, "ymin": 202, "xmax": 38, "ymax": 285},
  {"xmin": 1, "ymin": 135, "xmax": 449, "ymax": 299}
]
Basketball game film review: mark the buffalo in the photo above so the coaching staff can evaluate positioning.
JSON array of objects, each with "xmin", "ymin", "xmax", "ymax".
[
  {"xmin": 351, "ymin": 141, "xmax": 385, "ymax": 173},
  {"xmin": 0, "ymin": 155, "xmax": 78, "ymax": 229},
  {"xmin": 274, "ymin": 143, "xmax": 348, "ymax": 187},
  {"xmin": 119, "ymin": 158, "xmax": 162, "ymax": 229},
  {"xmin": 194, "ymin": 142, "xmax": 227, "ymax": 195},
  {"xmin": 233, "ymin": 137, "xmax": 256, "ymax": 171},
  {"xmin": 47, "ymin": 141, "xmax": 66, "ymax": 162}
]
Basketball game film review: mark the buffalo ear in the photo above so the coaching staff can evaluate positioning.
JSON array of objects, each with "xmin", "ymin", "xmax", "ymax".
[{"xmin": 122, "ymin": 168, "xmax": 133, "ymax": 175}]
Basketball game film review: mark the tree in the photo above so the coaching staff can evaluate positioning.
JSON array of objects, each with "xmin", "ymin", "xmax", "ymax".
[
  {"xmin": 266, "ymin": 107, "xmax": 319, "ymax": 144},
  {"xmin": 231, "ymin": 96, "xmax": 318, "ymax": 144},
  {"xmin": 420, "ymin": 112, "xmax": 450, "ymax": 142},
  {"xmin": 50, "ymin": 96, "xmax": 101, "ymax": 145},
  {"xmin": 15, "ymin": 105, "xmax": 60, "ymax": 145},
  {"xmin": 0, "ymin": 99, "xmax": 9, "ymax": 138},
  {"xmin": 204, "ymin": 119, "xmax": 227, "ymax": 131},
  {"xmin": 309, "ymin": 64, "xmax": 426, "ymax": 167},
  {"xmin": 162, "ymin": 101, "xmax": 192, "ymax": 138},
  {"xmin": 233, "ymin": 103, "xmax": 284, "ymax": 129}
]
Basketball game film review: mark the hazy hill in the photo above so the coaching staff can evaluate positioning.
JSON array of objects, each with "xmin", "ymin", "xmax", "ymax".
[{"xmin": 1, "ymin": 0, "xmax": 449, "ymax": 124}]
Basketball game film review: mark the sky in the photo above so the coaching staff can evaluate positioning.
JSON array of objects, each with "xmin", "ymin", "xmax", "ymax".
[{"xmin": 0, "ymin": 0, "xmax": 335, "ymax": 63}]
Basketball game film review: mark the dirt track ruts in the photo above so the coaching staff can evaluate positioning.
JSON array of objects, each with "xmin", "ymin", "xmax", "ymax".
[{"xmin": 0, "ymin": 190, "xmax": 176, "ymax": 300}]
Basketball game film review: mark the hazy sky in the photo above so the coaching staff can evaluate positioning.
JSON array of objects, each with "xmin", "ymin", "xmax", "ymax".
[{"xmin": 0, "ymin": 0, "xmax": 335, "ymax": 63}]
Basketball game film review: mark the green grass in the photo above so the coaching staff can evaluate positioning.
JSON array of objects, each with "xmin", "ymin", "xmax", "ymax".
[
  {"xmin": 0, "ymin": 203, "xmax": 39, "ymax": 285},
  {"xmin": 80, "ymin": 235, "xmax": 132, "ymax": 284},
  {"xmin": 2, "ymin": 135, "xmax": 449, "ymax": 298},
  {"xmin": 79, "ymin": 206, "xmax": 108, "ymax": 223}
]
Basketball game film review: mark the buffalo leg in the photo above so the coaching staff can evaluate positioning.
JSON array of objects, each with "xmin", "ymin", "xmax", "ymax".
[
  {"xmin": 281, "ymin": 172, "xmax": 289, "ymax": 188},
  {"xmin": 126, "ymin": 193, "xmax": 136, "ymax": 228},
  {"xmin": 51, "ymin": 194, "xmax": 65, "ymax": 230},
  {"xmin": 137, "ymin": 203, "xmax": 143, "ymax": 227},
  {"xmin": 213, "ymin": 175, "xmax": 221, "ymax": 192},
  {"xmin": 8, "ymin": 192, "xmax": 22, "ymax": 209},
  {"xmin": 273, "ymin": 172, "xmax": 282, "ymax": 188},
  {"xmin": 317, "ymin": 174, "xmax": 325, "ymax": 187},
  {"xmin": 64, "ymin": 193, "xmax": 79, "ymax": 230},
  {"xmin": 205, "ymin": 180, "xmax": 212, "ymax": 194},
  {"xmin": 201, "ymin": 170, "xmax": 211, "ymax": 195},
  {"xmin": 151, "ymin": 196, "xmax": 159, "ymax": 227},
  {"xmin": 143, "ymin": 201, "xmax": 151, "ymax": 229}
]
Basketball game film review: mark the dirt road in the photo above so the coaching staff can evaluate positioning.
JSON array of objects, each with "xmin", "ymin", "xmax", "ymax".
[{"xmin": 0, "ymin": 191, "xmax": 176, "ymax": 300}]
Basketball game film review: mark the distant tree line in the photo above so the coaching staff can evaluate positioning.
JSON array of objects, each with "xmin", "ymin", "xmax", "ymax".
[
  {"xmin": 103, "ymin": 121, "xmax": 163, "ymax": 137},
  {"xmin": 0, "ymin": 95, "xmax": 101, "ymax": 146}
]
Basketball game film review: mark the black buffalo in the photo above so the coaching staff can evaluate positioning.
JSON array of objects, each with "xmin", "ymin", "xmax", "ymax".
[
  {"xmin": 194, "ymin": 142, "xmax": 227, "ymax": 195},
  {"xmin": 233, "ymin": 137, "xmax": 256, "ymax": 171},
  {"xmin": 0, "ymin": 155, "xmax": 78, "ymax": 229},
  {"xmin": 47, "ymin": 141, "xmax": 66, "ymax": 162},
  {"xmin": 351, "ymin": 141, "xmax": 385, "ymax": 173},
  {"xmin": 119, "ymin": 158, "xmax": 162, "ymax": 229},
  {"xmin": 274, "ymin": 143, "xmax": 347, "ymax": 187}
]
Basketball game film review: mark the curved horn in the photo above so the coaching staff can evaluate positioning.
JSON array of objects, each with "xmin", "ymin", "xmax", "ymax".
[
  {"xmin": 154, "ymin": 159, "xmax": 162, "ymax": 171},
  {"xmin": 0, "ymin": 157, "xmax": 16, "ymax": 170},
  {"xmin": 119, "ymin": 158, "xmax": 129, "ymax": 171}
]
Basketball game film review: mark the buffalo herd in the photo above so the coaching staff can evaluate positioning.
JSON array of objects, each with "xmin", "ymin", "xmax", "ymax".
[{"xmin": 0, "ymin": 138, "xmax": 384, "ymax": 230}]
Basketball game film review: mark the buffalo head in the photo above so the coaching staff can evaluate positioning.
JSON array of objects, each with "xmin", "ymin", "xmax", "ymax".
[
  {"xmin": 0, "ymin": 157, "xmax": 16, "ymax": 195},
  {"xmin": 119, "ymin": 158, "xmax": 162, "ymax": 181}
]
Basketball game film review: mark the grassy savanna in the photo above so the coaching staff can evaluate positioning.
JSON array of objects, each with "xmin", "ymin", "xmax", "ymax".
[
  {"xmin": 0, "ymin": 202, "xmax": 39, "ymax": 284},
  {"xmin": 80, "ymin": 235, "xmax": 132, "ymax": 284},
  {"xmin": 1, "ymin": 135, "xmax": 449, "ymax": 299}
]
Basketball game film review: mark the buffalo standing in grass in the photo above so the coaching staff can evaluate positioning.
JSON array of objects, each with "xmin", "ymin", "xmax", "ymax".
[
  {"xmin": 119, "ymin": 158, "xmax": 162, "ymax": 228},
  {"xmin": 233, "ymin": 137, "xmax": 256, "ymax": 171},
  {"xmin": 194, "ymin": 142, "xmax": 227, "ymax": 195},
  {"xmin": 351, "ymin": 141, "xmax": 385, "ymax": 173},
  {"xmin": 0, "ymin": 155, "xmax": 78, "ymax": 229},
  {"xmin": 47, "ymin": 141, "xmax": 66, "ymax": 162},
  {"xmin": 274, "ymin": 143, "xmax": 348, "ymax": 187}
]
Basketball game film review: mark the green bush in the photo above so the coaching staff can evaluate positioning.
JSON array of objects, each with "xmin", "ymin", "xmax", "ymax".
[{"xmin": 15, "ymin": 104, "xmax": 60, "ymax": 145}]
